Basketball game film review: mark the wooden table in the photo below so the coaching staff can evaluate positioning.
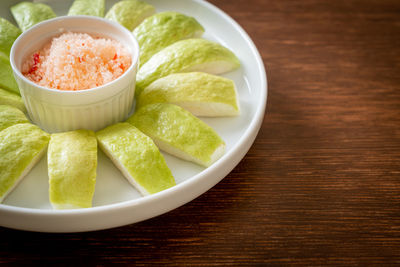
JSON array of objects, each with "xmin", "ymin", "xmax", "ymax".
[{"xmin": 1, "ymin": 0, "xmax": 400, "ymax": 265}]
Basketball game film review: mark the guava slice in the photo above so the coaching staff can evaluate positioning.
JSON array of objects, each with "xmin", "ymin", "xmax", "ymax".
[
  {"xmin": 48, "ymin": 130, "xmax": 97, "ymax": 209},
  {"xmin": 0, "ymin": 123, "xmax": 49, "ymax": 202},
  {"xmin": 0, "ymin": 88, "xmax": 26, "ymax": 113},
  {"xmin": 105, "ymin": 0, "xmax": 155, "ymax": 31},
  {"xmin": 68, "ymin": 0, "xmax": 105, "ymax": 17},
  {"xmin": 11, "ymin": 2, "xmax": 56, "ymax": 32},
  {"xmin": 0, "ymin": 105, "xmax": 29, "ymax": 132},
  {"xmin": 0, "ymin": 17, "xmax": 21, "ymax": 55},
  {"xmin": 0, "ymin": 52, "xmax": 19, "ymax": 95},
  {"xmin": 127, "ymin": 103, "xmax": 225, "ymax": 167},
  {"xmin": 135, "ymin": 38, "xmax": 240, "ymax": 97},
  {"xmin": 96, "ymin": 122, "xmax": 175, "ymax": 195},
  {"xmin": 133, "ymin": 12, "xmax": 204, "ymax": 66},
  {"xmin": 137, "ymin": 72, "xmax": 240, "ymax": 117}
]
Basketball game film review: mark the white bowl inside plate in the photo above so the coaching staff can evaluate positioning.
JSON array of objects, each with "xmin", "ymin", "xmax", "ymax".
[
  {"xmin": 0, "ymin": 0, "xmax": 267, "ymax": 233},
  {"xmin": 10, "ymin": 15, "xmax": 139, "ymax": 133}
]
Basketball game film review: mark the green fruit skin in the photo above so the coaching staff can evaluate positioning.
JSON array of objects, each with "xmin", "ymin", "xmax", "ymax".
[
  {"xmin": 48, "ymin": 130, "xmax": 97, "ymax": 209},
  {"xmin": 68, "ymin": 0, "xmax": 105, "ymax": 17},
  {"xmin": 127, "ymin": 103, "xmax": 225, "ymax": 167},
  {"xmin": 11, "ymin": 2, "xmax": 56, "ymax": 32},
  {"xmin": 137, "ymin": 72, "xmax": 239, "ymax": 115},
  {"xmin": 0, "ymin": 88, "xmax": 26, "ymax": 112},
  {"xmin": 0, "ymin": 105, "xmax": 29, "ymax": 132},
  {"xmin": 135, "ymin": 38, "xmax": 240, "ymax": 97},
  {"xmin": 0, "ymin": 52, "xmax": 19, "ymax": 95},
  {"xmin": 105, "ymin": 0, "xmax": 155, "ymax": 31},
  {"xmin": 0, "ymin": 123, "xmax": 50, "ymax": 201},
  {"xmin": 0, "ymin": 17, "xmax": 21, "ymax": 55},
  {"xmin": 96, "ymin": 122, "xmax": 175, "ymax": 195},
  {"xmin": 133, "ymin": 12, "xmax": 204, "ymax": 66}
]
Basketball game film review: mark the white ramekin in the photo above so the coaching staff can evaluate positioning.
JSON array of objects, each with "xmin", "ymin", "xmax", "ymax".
[{"xmin": 10, "ymin": 16, "xmax": 139, "ymax": 133}]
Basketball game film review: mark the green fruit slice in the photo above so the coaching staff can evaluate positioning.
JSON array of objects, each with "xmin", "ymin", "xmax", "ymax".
[
  {"xmin": 0, "ymin": 52, "xmax": 19, "ymax": 95},
  {"xmin": 127, "ymin": 103, "xmax": 225, "ymax": 167},
  {"xmin": 105, "ymin": 0, "xmax": 155, "ymax": 31},
  {"xmin": 0, "ymin": 88, "xmax": 26, "ymax": 113},
  {"xmin": 135, "ymin": 38, "xmax": 240, "ymax": 97},
  {"xmin": 96, "ymin": 122, "xmax": 175, "ymax": 195},
  {"xmin": 0, "ymin": 17, "xmax": 21, "ymax": 55},
  {"xmin": 68, "ymin": 0, "xmax": 105, "ymax": 17},
  {"xmin": 48, "ymin": 130, "xmax": 97, "ymax": 209},
  {"xmin": 137, "ymin": 72, "xmax": 240, "ymax": 117},
  {"xmin": 11, "ymin": 2, "xmax": 57, "ymax": 32},
  {"xmin": 0, "ymin": 105, "xmax": 29, "ymax": 132},
  {"xmin": 0, "ymin": 123, "xmax": 49, "ymax": 202},
  {"xmin": 133, "ymin": 12, "xmax": 204, "ymax": 66}
]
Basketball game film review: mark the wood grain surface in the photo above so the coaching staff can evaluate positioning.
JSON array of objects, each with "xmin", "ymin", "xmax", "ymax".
[{"xmin": 1, "ymin": 0, "xmax": 400, "ymax": 265}]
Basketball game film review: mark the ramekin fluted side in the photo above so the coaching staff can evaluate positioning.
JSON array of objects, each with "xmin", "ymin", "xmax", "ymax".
[{"xmin": 22, "ymin": 83, "xmax": 135, "ymax": 132}]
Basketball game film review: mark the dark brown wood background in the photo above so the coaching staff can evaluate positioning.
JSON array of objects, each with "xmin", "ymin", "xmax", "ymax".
[{"xmin": 1, "ymin": 0, "xmax": 400, "ymax": 265}]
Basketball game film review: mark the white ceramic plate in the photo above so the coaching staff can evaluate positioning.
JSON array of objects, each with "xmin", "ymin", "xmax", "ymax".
[{"xmin": 0, "ymin": 0, "xmax": 267, "ymax": 232}]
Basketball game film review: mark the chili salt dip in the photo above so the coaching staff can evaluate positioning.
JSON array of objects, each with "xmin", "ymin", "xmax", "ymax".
[{"xmin": 22, "ymin": 32, "xmax": 131, "ymax": 91}]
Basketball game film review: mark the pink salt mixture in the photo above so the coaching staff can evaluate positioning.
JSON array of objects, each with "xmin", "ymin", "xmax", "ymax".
[{"xmin": 22, "ymin": 32, "xmax": 131, "ymax": 91}]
